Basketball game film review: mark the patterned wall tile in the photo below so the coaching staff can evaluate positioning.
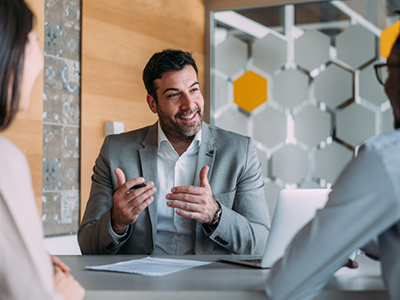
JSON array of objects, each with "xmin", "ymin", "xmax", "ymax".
[
  {"xmin": 44, "ymin": 57, "xmax": 80, "ymax": 125},
  {"xmin": 43, "ymin": 124, "xmax": 79, "ymax": 191},
  {"xmin": 45, "ymin": 0, "xmax": 81, "ymax": 60},
  {"xmin": 42, "ymin": 191, "xmax": 79, "ymax": 236},
  {"xmin": 43, "ymin": 0, "xmax": 81, "ymax": 236}
]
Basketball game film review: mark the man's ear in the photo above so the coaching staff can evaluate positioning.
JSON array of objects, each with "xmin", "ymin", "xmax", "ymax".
[{"xmin": 146, "ymin": 94, "xmax": 157, "ymax": 114}]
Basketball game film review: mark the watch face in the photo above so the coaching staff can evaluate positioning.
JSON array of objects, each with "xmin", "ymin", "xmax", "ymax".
[{"xmin": 212, "ymin": 208, "xmax": 222, "ymax": 225}]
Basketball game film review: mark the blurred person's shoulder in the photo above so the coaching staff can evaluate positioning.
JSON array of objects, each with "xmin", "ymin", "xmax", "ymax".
[
  {"xmin": 363, "ymin": 129, "xmax": 400, "ymax": 152},
  {"xmin": 0, "ymin": 136, "xmax": 25, "ymax": 162}
]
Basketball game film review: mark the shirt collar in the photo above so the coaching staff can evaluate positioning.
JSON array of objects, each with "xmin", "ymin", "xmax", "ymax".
[{"xmin": 157, "ymin": 121, "xmax": 202, "ymax": 149}]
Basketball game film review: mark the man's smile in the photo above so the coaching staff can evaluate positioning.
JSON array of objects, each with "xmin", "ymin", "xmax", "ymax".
[{"xmin": 179, "ymin": 112, "xmax": 197, "ymax": 121}]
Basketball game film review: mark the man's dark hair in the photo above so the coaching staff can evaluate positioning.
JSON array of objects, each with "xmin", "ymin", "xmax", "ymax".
[
  {"xmin": 395, "ymin": 33, "xmax": 400, "ymax": 47},
  {"xmin": 0, "ymin": 0, "xmax": 33, "ymax": 131},
  {"xmin": 142, "ymin": 49, "xmax": 198, "ymax": 103}
]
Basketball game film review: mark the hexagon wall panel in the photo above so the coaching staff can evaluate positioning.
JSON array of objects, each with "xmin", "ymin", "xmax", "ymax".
[
  {"xmin": 274, "ymin": 69, "xmax": 308, "ymax": 108},
  {"xmin": 315, "ymin": 142, "xmax": 353, "ymax": 184},
  {"xmin": 233, "ymin": 70, "xmax": 267, "ymax": 112},
  {"xmin": 314, "ymin": 64, "xmax": 353, "ymax": 108},
  {"xmin": 215, "ymin": 108, "xmax": 248, "ymax": 137},
  {"xmin": 214, "ymin": 74, "xmax": 229, "ymax": 111},
  {"xmin": 272, "ymin": 145, "xmax": 308, "ymax": 184},
  {"xmin": 296, "ymin": 105, "xmax": 330, "ymax": 147},
  {"xmin": 212, "ymin": 3, "xmax": 394, "ymax": 199},
  {"xmin": 337, "ymin": 103, "xmax": 375, "ymax": 146},
  {"xmin": 336, "ymin": 25, "xmax": 376, "ymax": 69},
  {"xmin": 295, "ymin": 29, "xmax": 330, "ymax": 71},
  {"xmin": 257, "ymin": 148, "xmax": 268, "ymax": 178},
  {"xmin": 359, "ymin": 63, "xmax": 388, "ymax": 105},
  {"xmin": 264, "ymin": 182, "xmax": 282, "ymax": 220},
  {"xmin": 254, "ymin": 108, "xmax": 286, "ymax": 148},
  {"xmin": 382, "ymin": 108, "xmax": 395, "ymax": 134},
  {"xmin": 381, "ymin": 20, "xmax": 400, "ymax": 59},
  {"xmin": 215, "ymin": 35, "xmax": 247, "ymax": 77},
  {"xmin": 253, "ymin": 34, "xmax": 287, "ymax": 74}
]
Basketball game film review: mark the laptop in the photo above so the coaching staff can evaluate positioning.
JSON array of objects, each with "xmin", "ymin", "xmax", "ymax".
[{"xmin": 218, "ymin": 189, "xmax": 331, "ymax": 268}]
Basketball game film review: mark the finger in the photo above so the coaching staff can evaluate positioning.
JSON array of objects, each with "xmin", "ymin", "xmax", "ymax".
[
  {"xmin": 344, "ymin": 259, "xmax": 359, "ymax": 269},
  {"xmin": 127, "ymin": 180, "xmax": 153, "ymax": 196},
  {"xmin": 167, "ymin": 199, "xmax": 197, "ymax": 211},
  {"xmin": 175, "ymin": 209, "xmax": 204, "ymax": 222},
  {"xmin": 170, "ymin": 185, "xmax": 202, "ymax": 195},
  {"xmin": 199, "ymin": 165, "xmax": 210, "ymax": 188},
  {"xmin": 114, "ymin": 168, "xmax": 126, "ymax": 190},
  {"xmin": 54, "ymin": 265, "xmax": 63, "ymax": 276},
  {"xmin": 126, "ymin": 184, "xmax": 156, "ymax": 205},
  {"xmin": 166, "ymin": 191, "xmax": 198, "ymax": 203},
  {"xmin": 131, "ymin": 196, "xmax": 154, "ymax": 216},
  {"xmin": 51, "ymin": 255, "xmax": 70, "ymax": 273}
]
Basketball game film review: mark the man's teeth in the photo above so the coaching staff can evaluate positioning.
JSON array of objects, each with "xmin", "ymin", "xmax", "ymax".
[{"xmin": 181, "ymin": 113, "xmax": 195, "ymax": 120}]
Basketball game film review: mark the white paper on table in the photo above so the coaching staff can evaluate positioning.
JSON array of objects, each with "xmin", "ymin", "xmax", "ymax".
[{"xmin": 85, "ymin": 256, "xmax": 213, "ymax": 276}]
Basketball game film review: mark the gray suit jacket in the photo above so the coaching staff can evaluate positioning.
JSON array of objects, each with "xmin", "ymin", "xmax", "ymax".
[{"xmin": 78, "ymin": 122, "xmax": 270, "ymax": 255}]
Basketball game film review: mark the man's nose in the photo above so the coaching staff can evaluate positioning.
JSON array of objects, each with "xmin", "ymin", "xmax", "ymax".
[{"xmin": 180, "ymin": 93, "xmax": 196, "ymax": 110}]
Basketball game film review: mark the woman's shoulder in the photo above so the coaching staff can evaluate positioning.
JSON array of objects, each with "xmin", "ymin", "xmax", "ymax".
[{"xmin": 0, "ymin": 136, "xmax": 26, "ymax": 163}]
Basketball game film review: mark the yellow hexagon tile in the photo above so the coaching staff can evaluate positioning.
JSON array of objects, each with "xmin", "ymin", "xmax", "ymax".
[
  {"xmin": 233, "ymin": 70, "xmax": 267, "ymax": 113},
  {"xmin": 381, "ymin": 20, "xmax": 400, "ymax": 59}
]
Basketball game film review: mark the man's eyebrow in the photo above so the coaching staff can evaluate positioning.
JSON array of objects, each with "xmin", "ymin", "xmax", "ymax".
[
  {"xmin": 163, "ymin": 88, "xmax": 179, "ymax": 95},
  {"xmin": 162, "ymin": 82, "xmax": 200, "ymax": 94}
]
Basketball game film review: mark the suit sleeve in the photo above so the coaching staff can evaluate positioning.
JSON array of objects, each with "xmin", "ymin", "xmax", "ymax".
[
  {"xmin": 78, "ymin": 136, "xmax": 130, "ymax": 254},
  {"xmin": 205, "ymin": 137, "xmax": 271, "ymax": 255},
  {"xmin": 265, "ymin": 143, "xmax": 400, "ymax": 300}
]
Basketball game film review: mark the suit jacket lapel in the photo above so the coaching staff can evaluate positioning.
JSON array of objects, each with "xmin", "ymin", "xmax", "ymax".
[
  {"xmin": 194, "ymin": 123, "xmax": 216, "ymax": 252},
  {"xmin": 138, "ymin": 122, "xmax": 159, "ymax": 243},
  {"xmin": 194, "ymin": 122, "xmax": 216, "ymax": 187}
]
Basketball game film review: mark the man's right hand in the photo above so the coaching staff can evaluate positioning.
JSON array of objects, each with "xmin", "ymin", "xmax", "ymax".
[{"xmin": 111, "ymin": 168, "xmax": 156, "ymax": 234}]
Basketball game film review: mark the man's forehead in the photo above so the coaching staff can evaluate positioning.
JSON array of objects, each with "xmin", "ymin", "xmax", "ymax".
[{"xmin": 156, "ymin": 67, "xmax": 198, "ymax": 88}]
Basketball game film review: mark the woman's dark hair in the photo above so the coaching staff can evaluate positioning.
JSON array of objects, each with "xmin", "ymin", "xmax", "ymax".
[
  {"xmin": 0, "ymin": 0, "xmax": 33, "ymax": 131},
  {"xmin": 142, "ymin": 49, "xmax": 198, "ymax": 104}
]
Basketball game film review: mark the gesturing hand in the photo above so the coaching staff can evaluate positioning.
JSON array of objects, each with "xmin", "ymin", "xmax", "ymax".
[
  {"xmin": 166, "ymin": 165, "xmax": 219, "ymax": 224},
  {"xmin": 111, "ymin": 168, "xmax": 156, "ymax": 234}
]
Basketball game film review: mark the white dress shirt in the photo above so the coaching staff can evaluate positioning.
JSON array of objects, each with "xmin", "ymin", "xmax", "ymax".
[
  {"xmin": 153, "ymin": 122, "xmax": 201, "ymax": 255},
  {"xmin": 108, "ymin": 122, "xmax": 202, "ymax": 255}
]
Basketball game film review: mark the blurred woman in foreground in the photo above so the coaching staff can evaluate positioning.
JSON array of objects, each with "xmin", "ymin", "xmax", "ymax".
[{"xmin": 0, "ymin": 0, "xmax": 84, "ymax": 299}]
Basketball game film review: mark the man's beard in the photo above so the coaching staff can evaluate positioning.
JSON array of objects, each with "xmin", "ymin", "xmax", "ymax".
[{"xmin": 157, "ymin": 106, "xmax": 203, "ymax": 144}]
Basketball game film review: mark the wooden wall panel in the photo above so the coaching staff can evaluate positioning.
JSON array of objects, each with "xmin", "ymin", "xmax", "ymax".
[
  {"xmin": 81, "ymin": 0, "xmax": 205, "ymax": 218},
  {"xmin": 2, "ymin": 0, "xmax": 44, "ymax": 214}
]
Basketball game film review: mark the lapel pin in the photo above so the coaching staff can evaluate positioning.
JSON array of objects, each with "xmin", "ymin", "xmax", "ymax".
[{"xmin": 206, "ymin": 150, "xmax": 214, "ymax": 157}]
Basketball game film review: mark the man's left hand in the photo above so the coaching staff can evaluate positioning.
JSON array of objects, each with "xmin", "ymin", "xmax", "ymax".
[{"xmin": 166, "ymin": 165, "xmax": 219, "ymax": 224}]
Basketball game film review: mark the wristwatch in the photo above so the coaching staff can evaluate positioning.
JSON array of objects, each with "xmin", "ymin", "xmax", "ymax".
[{"xmin": 211, "ymin": 204, "xmax": 222, "ymax": 226}]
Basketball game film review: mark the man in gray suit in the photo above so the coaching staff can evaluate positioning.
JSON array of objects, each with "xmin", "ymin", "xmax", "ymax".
[{"xmin": 78, "ymin": 50, "xmax": 270, "ymax": 255}]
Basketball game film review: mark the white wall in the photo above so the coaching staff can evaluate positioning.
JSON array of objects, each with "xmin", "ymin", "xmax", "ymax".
[{"xmin": 43, "ymin": 234, "xmax": 81, "ymax": 255}]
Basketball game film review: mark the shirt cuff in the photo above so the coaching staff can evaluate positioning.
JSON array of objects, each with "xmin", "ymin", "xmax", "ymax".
[{"xmin": 108, "ymin": 212, "xmax": 129, "ymax": 242}]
